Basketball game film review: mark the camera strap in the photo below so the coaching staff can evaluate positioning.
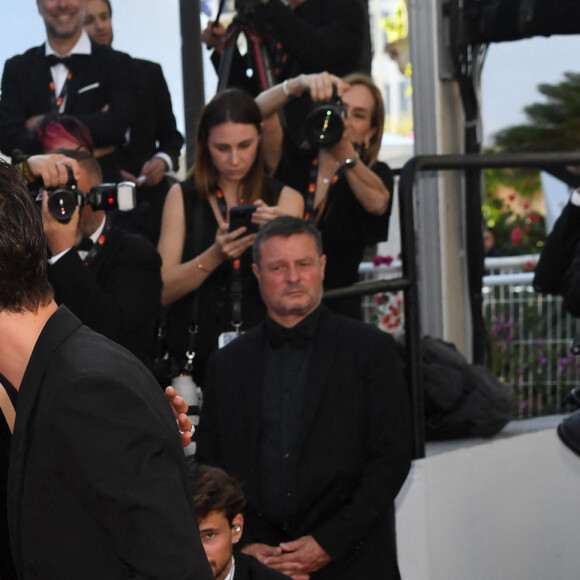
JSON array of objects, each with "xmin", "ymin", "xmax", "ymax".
[
  {"xmin": 304, "ymin": 156, "xmax": 340, "ymax": 223},
  {"xmin": 216, "ymin": 189, "xmax": 244, "ymax": 335},
  {"xmin": 82, "ymin": 216, "xmax": 113, "ymax": 268}
]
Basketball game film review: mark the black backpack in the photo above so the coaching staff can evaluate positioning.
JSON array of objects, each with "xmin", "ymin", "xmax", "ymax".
[{"xmin": 399, "ymin": 336, "xmax": 514, "ymax": 440}]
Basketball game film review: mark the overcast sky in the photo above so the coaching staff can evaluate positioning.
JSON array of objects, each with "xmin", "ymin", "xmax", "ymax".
[{"xmin": 1, "ymin": 1, "xmax": 579, "ymax": 149}]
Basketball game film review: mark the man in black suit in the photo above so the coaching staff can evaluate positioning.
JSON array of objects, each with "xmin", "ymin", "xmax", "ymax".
[
  {"xmin": 28, "ymin": 150, "xmax": 161, "ymax": 367},
  {"xmin": 189, "ymin": 462, "xmax": 291, "ymax": 580},
  {"xmin": 0, "ymin": 0, "xmax": 133, "ymax": 168},
  {"xmin": 196, "ymin": 217, "xmax": 413, "ymax": 580},
  {"xmin": 0, "ymin": 158, "xmax": 212, "ymax": 579},
  {"xmin": 84, "ymin": 0, "xmax": 184, "ymax": 243}
]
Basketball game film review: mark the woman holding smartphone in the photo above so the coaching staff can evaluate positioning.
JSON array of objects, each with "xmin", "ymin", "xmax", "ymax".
[{"xmin": 158, "ymin": 89, "xmax": 303, "ymax": 385}]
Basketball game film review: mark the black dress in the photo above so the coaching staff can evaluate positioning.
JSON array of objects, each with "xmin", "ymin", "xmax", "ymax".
[
  {"xmin": 276, "ymin": 150, "xmax": 394, "ymax": 319},
  {"xmin": 165, "ymin": 177, "xmax": 283, "ymax": 386}
]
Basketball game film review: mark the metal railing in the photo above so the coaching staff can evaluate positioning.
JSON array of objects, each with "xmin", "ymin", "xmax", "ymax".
[{"xmin": 325, "ymin": 150, "xmax": 580, "ymax": 459}]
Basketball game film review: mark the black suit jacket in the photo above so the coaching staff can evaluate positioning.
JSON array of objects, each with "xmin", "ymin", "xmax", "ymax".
[
  {"xmin": 197, "ymin": 307, "xmax": 413, "ymax": 580},
  {"xmin": 7, "ymin": 307, "xmax": 213, "ymax": 580},
  {"xmin": 121, "ymin": 58, "xmax": 183, "ymax": 177},
  {"xmin": 234, "ymin": 553, "xmax": 290, "ymax": 580},
  {"xmin": 0, "ymin": 39, "xmax": 133, "ymax": 155},
  {"xmin": 534, "ymin": 200, "xmax": 580, "ymax": 316},
  {"xmin": 47, "ymin": 222, "xmax": 162, "ymax": 367}
]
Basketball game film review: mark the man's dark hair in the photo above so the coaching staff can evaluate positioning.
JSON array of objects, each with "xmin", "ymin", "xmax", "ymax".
[
  {"xmin": 252, "ymin": 216, "xmax": 323, "ymax": 265},
  {"xmin": 188, "ymin": 462, "xmax": 246, "ymax": 524},
  {"xmin": 0, "ymin": 160, "xmax": 53, "ymax": 313},
  {"xmin": 57, "ymin": 149, "xmax": 103, "ymax": 184}
]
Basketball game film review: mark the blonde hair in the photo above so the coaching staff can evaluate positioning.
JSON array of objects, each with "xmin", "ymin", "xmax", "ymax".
[{"xmin": 342, "ymin": 73, "xmax": 384, "ymax": 166}]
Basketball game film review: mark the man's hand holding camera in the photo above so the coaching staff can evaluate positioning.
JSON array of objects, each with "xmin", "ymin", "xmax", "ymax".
[
  {"xmin": 27, "ymin": 154, "xmax": 80, "ymax": 189},
  {"xmin": 25, "ymin": 154, "xmax": 82, "ymax": 256}
]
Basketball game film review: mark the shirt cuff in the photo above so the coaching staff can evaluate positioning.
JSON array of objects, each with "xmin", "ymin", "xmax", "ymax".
[
  {"xmin": 571, "ymin": 189, "xmax": 580, "ymax": 207},
  {"xmin": 154, "ymin": 152, "xmax": 172, "ymax": 173},
  {"xmin": 48, "ymin": 247, "xmax": 73, "ymax": 265}
]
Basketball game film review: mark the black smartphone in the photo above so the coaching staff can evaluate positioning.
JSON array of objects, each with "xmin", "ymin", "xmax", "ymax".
[{"xmin": 229, "ymin": 204, "xmax": 258, "ymax": 234}]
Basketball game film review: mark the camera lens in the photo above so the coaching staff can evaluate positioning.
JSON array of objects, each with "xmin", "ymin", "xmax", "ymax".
[
  {"xmin": 47, "ymin": 189, "xmax": 78, "ymax": 222},
  {"xmin": 305, "ymin": 87, "xmax": 346, "ymax": 149}
]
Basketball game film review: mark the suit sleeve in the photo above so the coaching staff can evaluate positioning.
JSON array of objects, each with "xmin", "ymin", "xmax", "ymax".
[
  {"xmin": 534, "ymin": 200, "xmax": 580, "ymax": 297},
  {"xmin": 53, "ymin": 373, "xmax": 213, "ymax": 579},
  {"xmin": 258, "ymin": 0, "xmax": 365, "ymax": 75},
  {"xmin": 47, "ymin": 234, "xmax": 161, "ymax": 344},
  {"xmin": 151, "ymin": 63, "xmax": 183, "ymax": 170},
  {"xmin": 311, "ymin": 331, "xmax": 413, "ymax": 562},
  {"xmin": 0, "ymin": 56, "xmax": 38, "ymax": 155},
  {"xmin": 72, "ymin": 49, "xmax": 134, "ymax": 147}
]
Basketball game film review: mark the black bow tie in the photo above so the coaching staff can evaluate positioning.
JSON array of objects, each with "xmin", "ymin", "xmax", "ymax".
[
  {"xmin": 77, "ymin": 237, "xmax": 94, "ymax": 251},
  {"xmin": 266, "ymin": 322, "xmax": 314, "ymax": 348},
  {"xmin": 46, "ymin": 53, "xmax": 88, "ymax": 71}
]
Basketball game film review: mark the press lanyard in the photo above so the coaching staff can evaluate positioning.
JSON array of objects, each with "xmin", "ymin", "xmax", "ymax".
[
  {"xmin": 304, "ymin": 157, "xmax": 339, "ymax": 223},
  {"xmin": 216, "ymin": 189, "xmax": 244, "ymax": 334},
  {"xmin": 82, "ymin": 217, "xmax": 112, "ymax": 267},
  {"xmin": 49, "ymin": 70, "xmax": 72, "ymax": 114}
]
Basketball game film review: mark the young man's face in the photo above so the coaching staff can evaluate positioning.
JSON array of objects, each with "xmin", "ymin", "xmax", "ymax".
[
  {"xmin": 198, "ymin": 511, "xmax": 243, "ymax": 580},
  {"xmin": 37, "ymin": 0, "xmax": 86, "ymax": 41},
  {"xmin": 84, "ymin": 0, "xmax": 113, "ymax": 45}
]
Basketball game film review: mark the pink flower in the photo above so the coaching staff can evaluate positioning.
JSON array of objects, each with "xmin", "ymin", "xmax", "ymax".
[
  {"xmin": 511, "ymin": 227, "xmax": 522, "ymax": 245},
  {"xmin": 523, "ymin": 201, "xmax": 530, "ymax": 209}
]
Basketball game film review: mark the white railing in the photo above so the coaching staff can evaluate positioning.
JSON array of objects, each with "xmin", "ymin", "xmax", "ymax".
[{"xmin": 360, "ymin": 255, "xmax": 580, "ymax": 417}]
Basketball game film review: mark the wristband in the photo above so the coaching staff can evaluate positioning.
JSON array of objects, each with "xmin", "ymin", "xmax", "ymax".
[{"xmin": 282, "ymin": 79, "xmax": 291, "ymax": 97}]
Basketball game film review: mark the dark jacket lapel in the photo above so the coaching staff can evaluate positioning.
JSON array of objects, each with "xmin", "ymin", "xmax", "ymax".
[
  {"xmin": 299, "ymin": 307, "xmax": 342, "ymax": 447},
  {"xmin": 239, "ymin": 325, "xmax": 266, "ymax": 476},
  {"xmin": 7, "ymin": 307, "xmax": 83, "ymax": 573}
]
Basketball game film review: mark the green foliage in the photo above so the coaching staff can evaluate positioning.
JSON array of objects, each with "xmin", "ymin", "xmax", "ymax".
[
  {"xmin": 495, "ymin": 72, "xmax": 580, "ymax": 152},
  {"xmin": 381, "ymin": 0, "xmax": 408, "ymax": 44}
]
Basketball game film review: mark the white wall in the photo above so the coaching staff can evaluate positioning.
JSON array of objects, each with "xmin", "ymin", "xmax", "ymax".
[{"xmin": 396, "ymin": 426, "xmax": 580, "ymax": 580}]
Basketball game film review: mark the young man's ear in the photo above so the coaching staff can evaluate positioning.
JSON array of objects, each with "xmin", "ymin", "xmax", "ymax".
[{"xmin": 231, "ymin": 513, "xmax": 244, "ymax": 544}]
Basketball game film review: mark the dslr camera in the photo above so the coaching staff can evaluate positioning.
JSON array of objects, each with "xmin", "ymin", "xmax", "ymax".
[
  {"xmin": 304, "ymin": 86, "xmax": 346, "ymax": 148},
  {"xmin": 34, "ymin": 169, "xmax": 136, "ymax": 223}
]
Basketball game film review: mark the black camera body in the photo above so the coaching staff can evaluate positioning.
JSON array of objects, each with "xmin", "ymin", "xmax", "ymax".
[
  {"xmin": 36, "ymin": 175, "xmax": 136, "ymax": 223},
  {"xmin": 304, "ymin": 88, "xmax": 346, "ymax": 149}
]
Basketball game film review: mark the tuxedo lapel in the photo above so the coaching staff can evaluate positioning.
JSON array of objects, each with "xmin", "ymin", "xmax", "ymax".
[
  {"xmin": 32, "ymin": 45, "xmax": 56, "ymax": 113},
  {"xmin": 239, "ymin": 327, "xmax": 266, "ymax": 472},
  {"xmin": 7, "ymin": 307, "xmax": 83, "ymax": 572},
  {"xmin": 299, "ymin": 308, "xmax": 341, "ymax": 446}
]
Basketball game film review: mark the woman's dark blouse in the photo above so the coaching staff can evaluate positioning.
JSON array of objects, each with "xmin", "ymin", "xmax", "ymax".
[
  {"xmin": 276, "ymin": 149, "xmax": 394, "ymax": 319},
  {"xmin": 165, "ymin": 176, "xmax": 283, "ymax": 386}
]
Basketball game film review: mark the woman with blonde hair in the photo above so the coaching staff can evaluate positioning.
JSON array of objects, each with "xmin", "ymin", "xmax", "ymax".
[{"xmin": 256, "ymin": 72, "xmax": 394, "ymax": 319}]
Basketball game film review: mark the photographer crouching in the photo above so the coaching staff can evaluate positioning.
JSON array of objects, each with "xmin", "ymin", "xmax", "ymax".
[{"xmin": 17, "ymin": 151, "xmax": 162, "ymax": 368}]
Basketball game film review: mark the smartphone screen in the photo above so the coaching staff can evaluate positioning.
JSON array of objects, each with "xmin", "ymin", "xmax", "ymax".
[{"xmin": 229, "ymin": 204, "xmax": 258, "ymax": 234}]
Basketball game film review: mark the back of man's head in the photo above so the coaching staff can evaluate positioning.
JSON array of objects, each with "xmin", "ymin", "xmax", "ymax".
[
  {"xmin": 188, "ymin": 462, "xmax": 246, "ymax": 525},
  {"xmin": 252, "ymin": 216, "xmax": 323, "ymax": 266},
  {"xmin": 0, "ymin": 161, "xmax": 53, "ymax": 313},
  {"xmin": 57, "ymin": 149, "xmax": 103, "ymax": 187}
]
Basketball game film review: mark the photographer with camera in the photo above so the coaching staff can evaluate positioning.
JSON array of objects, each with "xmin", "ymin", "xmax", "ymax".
[
  {"xmin": 21, "ymin": 150, "xmax": 162, "ymax": 368},
  {"xmin": 255, "ymin": 71, "xmax": 394, "ymax": 319},
  {"xmin": 203, "ymin": 0, "xmax": 370, "ymax": 88}
]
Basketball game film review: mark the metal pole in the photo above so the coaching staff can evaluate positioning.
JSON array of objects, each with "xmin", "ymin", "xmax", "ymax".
[{"xmin": 180, "ymin": 0, "xmax": 206, "ymax": 170}]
